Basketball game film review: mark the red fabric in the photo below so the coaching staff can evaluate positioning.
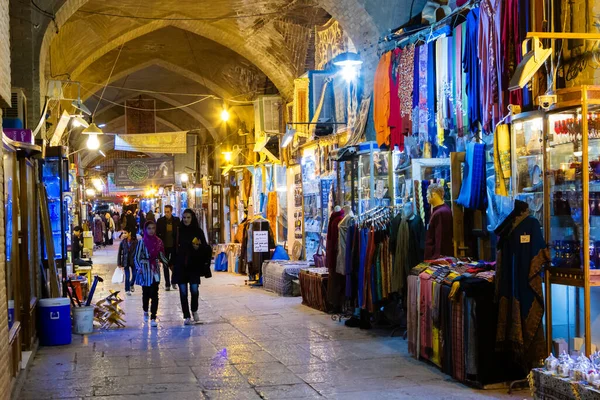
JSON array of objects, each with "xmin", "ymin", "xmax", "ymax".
[
  {"xmin": 389, "ymin": 48, "xmax": 403, "ymax": 151},
  {"xmin": 325, "ymin": 210, "xmax": 345, "ymax": 274},
  {"xmin": 501, "ymin": 0, "xmax": 522, "ymax": 107},
  {"xmin": 424, "ymin": 204, "xmax": 454, "ymax": 260}
]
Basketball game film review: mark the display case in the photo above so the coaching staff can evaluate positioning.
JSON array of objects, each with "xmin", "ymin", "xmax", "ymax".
[
  {"xmin": 357, "ymin": 142, "xmax": 391, "ymax": 215},
  {"xmin": 543, "ymin": 86, "xmax": 600, "ymax": 356},
  {"xmin": 41, "ymin": 147, "xmax": 69, "ymax": 274},
  {"xmin": 301, "ymin": 149, "xmax": 320, "ymax": 260},
  {"xmin": 208, "ymin": 183, "xmax": 223, "ymax": 244},
  {"xmin": 392, "ymin": 149, "xmax": 412, "ymax": 209},
  {"xmin": 411, "ymin": 158, "xmax": 451, "ymax": 225}
]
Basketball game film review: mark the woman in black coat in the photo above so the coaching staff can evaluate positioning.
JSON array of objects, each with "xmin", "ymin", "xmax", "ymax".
[{"xmin": 174, "ymin": 209, "xmax": 210, "ymax": 325}]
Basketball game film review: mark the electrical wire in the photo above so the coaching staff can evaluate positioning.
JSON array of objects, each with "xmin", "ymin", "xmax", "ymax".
[
  {"xmin": 76, "ymin": 5, "xmax": 316, "ymax": 22},
  {"xmin": 88, "ymin": 91, "xmax": 216, "ymax": 111}
]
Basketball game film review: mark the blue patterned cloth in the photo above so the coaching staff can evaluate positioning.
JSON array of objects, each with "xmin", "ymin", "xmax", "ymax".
[
  {"xmin": 457, "ymin": 142, "xmax": 487, "ymax": 210},
  {"xmin": 462, "ymin": 9, "xmax": 482, "ymax": 134}
]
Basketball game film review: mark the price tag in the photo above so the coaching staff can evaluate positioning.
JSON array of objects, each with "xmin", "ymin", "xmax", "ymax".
[
  {"xmin": 253, "ymin": 231, "xmax": 269, "ymax": 252},
  {"xmin": 520, "ymin": 235, "xmax": 531, "ymax": 244}
]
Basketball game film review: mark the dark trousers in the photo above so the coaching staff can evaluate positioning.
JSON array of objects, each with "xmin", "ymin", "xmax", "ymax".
[
  {"xmin": 124, "ymin": 266, "xmax": 136, "ymax": 292},
  {"xmin": 142, "ymin": 282, "xmax": 159, "ymax": 319},
  {"xmin": 74, "ymin": 258, "xmax": 92, "ymax": 267},
  {"xmin": 178, "ymin": 283, "xmax": 199, "ymax": 319},
  {"xmin": 164, "ymin": 247, "xmax": 175, "ymax": 286}
]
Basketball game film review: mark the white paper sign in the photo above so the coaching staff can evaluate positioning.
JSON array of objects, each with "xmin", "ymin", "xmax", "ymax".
[{"xmin": 253, "ymin": 231, "xmax": 269, "ymax": 252}]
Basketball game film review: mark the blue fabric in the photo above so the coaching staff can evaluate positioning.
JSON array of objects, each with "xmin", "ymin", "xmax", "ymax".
[
  {"xmin": 214, "ymin": 252, "xmax": 228, "ymax": 272},
  {"xmin": 271, "ymin": 245, "xmax": 290, "ymax": 260},
  {"xmin": 457, "ymin": 142, "xmax": 487, "ymax": 210},
  {"xmin": 463, "ymin": 9, "xmax": 482, "ymax": 134},
  {"xmin": 358, "ymin": 228, "xmax": 368, "ymax": 309}
]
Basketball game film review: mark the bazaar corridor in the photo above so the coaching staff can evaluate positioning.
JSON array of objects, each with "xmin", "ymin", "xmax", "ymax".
[{"xmin": 18, "ymin": 244, "xmax": 525, "ymax": 400}]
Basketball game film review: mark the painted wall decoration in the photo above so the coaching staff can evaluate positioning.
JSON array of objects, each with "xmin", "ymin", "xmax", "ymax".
[{"xmin": 315, "ymin": 19, "xmax": 356, "ymax": 71}]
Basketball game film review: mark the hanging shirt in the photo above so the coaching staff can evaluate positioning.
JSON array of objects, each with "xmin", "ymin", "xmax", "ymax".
[
  {"xmin": 479, "ymin": 0, "xmax": 503, "ymax": 133},
  {"xmin": 374, "ymin": 52, "xmax": 392, "ymax": 149},
  {"xmin": 399, "ymin": 44, "xmax": 415, "ymax": 143},
  {"xmin": 389, "ymin": 48, "xmax": 403, "ymax": 151}
]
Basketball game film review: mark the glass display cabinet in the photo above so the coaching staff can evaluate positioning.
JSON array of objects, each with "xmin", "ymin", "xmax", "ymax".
[
  {"xmin": 392, "ymin": 149, "xmax": 412, "ymax": 209},
  {"xmin": 301, "ymin": 150, "xmax": 320, "ymax": 261},
  {"xmin": 543, "ymin": 86, "xmax": 600, "ymax": 356},
  {"xmin": 41, "ymin": 146, "xmax": 69, "ymax": 281},
  {"xmin": 411, "ymin": 158, "xmax": 451, "ymax": 225},
  {"xmin": 357, "ymin": 142, "xmax": 391, "ymax": 215}
]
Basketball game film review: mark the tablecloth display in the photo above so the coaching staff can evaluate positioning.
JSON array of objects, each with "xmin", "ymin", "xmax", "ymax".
[{"xmin": 262, "ymin": 260, "xmax": 308, "ymax": 296}]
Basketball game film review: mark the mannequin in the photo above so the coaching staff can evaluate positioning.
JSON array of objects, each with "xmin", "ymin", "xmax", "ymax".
[
  {"xmin": 403, "ymin": 201, "xmax": 415, "ymax": 220},
  {"xmin": 424, "ymin": 183, "xmax": 454, "ymax": 259}
]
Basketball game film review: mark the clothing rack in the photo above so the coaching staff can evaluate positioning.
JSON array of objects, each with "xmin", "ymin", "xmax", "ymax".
[{"xmin": 379, "ymin": 0, "xmax": 482, "ymax": 54}]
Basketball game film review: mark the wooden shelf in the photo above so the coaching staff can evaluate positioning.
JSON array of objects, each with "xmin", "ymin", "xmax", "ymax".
[{"xmin": 547, "ymin": 267, "xmax": 600, "ymax": 287}]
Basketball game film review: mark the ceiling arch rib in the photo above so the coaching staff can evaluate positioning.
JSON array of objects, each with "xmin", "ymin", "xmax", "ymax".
[{"xmin": 90, "ymin": 91, "xmax": 219, "ymax": 140}]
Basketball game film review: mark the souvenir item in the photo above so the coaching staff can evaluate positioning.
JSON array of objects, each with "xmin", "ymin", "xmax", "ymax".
[{"xmin": 545, "ymin": 353, "xmax": 559, "ymax": 372}]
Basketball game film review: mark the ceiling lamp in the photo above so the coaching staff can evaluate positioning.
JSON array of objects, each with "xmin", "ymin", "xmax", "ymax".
[
  {"xmin": 220, "ymin": 107, "xmax": 230, "ymax": 122},
  {"xmin": 509, "ymin": 37, "xmax": 552, "ymax": 91},
  {"xmin": 72, "ymin": 115, "xmax": 89, "ymax": 128},
  {"xmin": 332, "ymin": 52, "xmax": 363, "ymax": 67},
  {"xmin": 181, "ymin": 173, "xmax": 189, "ymax": 183},
  {"xmin": 86, "ymin": 134, "xmax": 100, "ymax": 150},
  {"xmin": 85, "ymin": 188, "xmax": 96, "ymax": 197},
  {"xmin": 82, "ymin": 123, "xmax": 104, "ymax": 135}
]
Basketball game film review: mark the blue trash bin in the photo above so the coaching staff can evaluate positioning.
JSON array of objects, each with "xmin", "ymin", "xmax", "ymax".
[{"xmin": 38, "ymin": 298, "xmax": 72, "ymax": 346}]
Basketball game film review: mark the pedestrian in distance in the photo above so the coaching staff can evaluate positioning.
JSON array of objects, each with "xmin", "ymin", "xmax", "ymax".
[
  {"xmin": 117, "ymin": 229, "xmax": 138, "ymax": 296},
  {"xmin": 156, "ymin": 205, "xmax": 180, "ymax": 291}
]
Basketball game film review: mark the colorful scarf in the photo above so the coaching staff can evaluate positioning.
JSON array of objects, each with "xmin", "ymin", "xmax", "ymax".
[{"xmin": 143, "ymin": 221, "xmax": 164, "ymax": 273}]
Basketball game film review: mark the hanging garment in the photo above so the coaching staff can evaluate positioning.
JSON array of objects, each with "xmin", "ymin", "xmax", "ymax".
[
  {"xmin": 389, "ymin": 48, "xmax": 403, "ymax": 151},
  {"xmin": 326, "ymin": 209, "xmax": 346, "ymax": 309},
  {"xmin": 374, "ymin": 52, "xmax": 392, "ymax": 149},
  {"xmin": 417, "ymin": 45, "xmax": 429, "ymax": 144},
  {"xmin": 399, "ymin": 44, "xmax": 415, "ymax": 141},
  {"xmin": 435, "ymin": 37, "xmax": 449, "ymax": 146},
  {"xmin": 494, "ymin": 200, "xmax": 549, "ymax": 370},
  {"xmin": 454, "ymin": 23, "xmax": 465, "ymax": 135},
  {"xmin": 424, "ymin": 204, "xmax": 454, "ymax": 260},
  {"xmin": 249, "ymin": 218, "xmax": 276, "ymax": 276},
  {"xmin": 479, "ymin": 0, "xmax": 503, "ymax": 133},
  {"xmin": 494, "ymin": 124, "xmax": 511, "ymax": 196},
  {"xmin": 502, "ymin": 0, "xmax": 522, "ymax": 108},
  {"xmin": 336, "ymin": 214, "xmax": 354, "ymax": 275},
  {"xmin": 463, "ymin": 8, "xmax": 482, "ymax": 134},
  {"xmin": 457, "ymin": 142, "xmax": 487, "ymax": 210},
  {"xmin": 267, "ymin": 191, "xmax": 278, "ymax": 231},
  {"xmin": 412, "ymin": 45, "xmax": 421, "ymax": 135},
  {"xmin": 452, "ymin": 292, "xmax": 466, "ymax": 382},
  {"xmin": 419, "ymin": 272, "xmax": 434, "ymax": 360},
  {"xmin": 358, "ymin": 228, "xmax": 368, "ymax": 308},
  {"xmin": 427, "ymin": 41, "xmax": 437, "ymax": 147},
  {"xmin": 407, "ymin": 275, "xmax": 420, "ymax": 357},
  {"xmin": 393, "ymin": 215, "xmax": 426, "ymax": 295}
]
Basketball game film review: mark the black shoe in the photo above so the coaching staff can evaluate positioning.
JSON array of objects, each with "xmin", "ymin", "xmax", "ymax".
[
  {"xmin": 165, "ymin": 286, "xmax": 171, "ymax": 291},
  {"xmin": 344, "ymin": 316, "xmax": 360, "ymax": 328}
]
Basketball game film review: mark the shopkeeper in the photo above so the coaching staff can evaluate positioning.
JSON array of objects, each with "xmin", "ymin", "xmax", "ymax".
[
  {"xmin": 424, "ymin": 183, "xmax": 454, "ymax": 259},
  {"xmin": 72, "ymin": 226, "xmax": 92, "ymax": 267}
]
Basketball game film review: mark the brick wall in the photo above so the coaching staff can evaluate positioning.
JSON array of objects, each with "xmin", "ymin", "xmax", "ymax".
[{"xmin": 563, "ymin": 0, "xmax": 600, "ymax": 87}]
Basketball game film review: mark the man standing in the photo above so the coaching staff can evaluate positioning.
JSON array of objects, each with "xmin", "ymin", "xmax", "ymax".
[
  {"xmin": 156, "ymin": 205, "xmax": 180, "ymax": 291},
  {"xmin": 124, "ymin": 209, "xmax": 137, "ymax": 235}
]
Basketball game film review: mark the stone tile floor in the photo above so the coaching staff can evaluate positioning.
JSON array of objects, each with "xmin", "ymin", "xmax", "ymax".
[{"xmin": 19, "ymin": 243, "xmax": 533, "ymax": 399}]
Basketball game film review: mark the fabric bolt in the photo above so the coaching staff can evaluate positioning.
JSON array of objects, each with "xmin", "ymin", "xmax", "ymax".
[
  {"xmin": 495, "ymin": 201, "xmax": 549, "ymax": 370},
  {"xmin": 419, "ymin": 272, "xmax": 433, "ymax": 360},
  {"xmin": 463, "ymin": 8, "xmax": 482, "ymax": 134},
  {"xmin": 374, "ymin": 51, "xmax": 392, "ymax": 148},
  {"xmin": 494, "ymin": 124, "xmax": 511, "ymax": 196},
  {"xmin": 407, "ymin": 275, "xmax": 419, "ymax": 357},
  {"xmin": 424, "ymin": 204, "xmax": 454, "ymax": 260},
  {"xmin": 479, "ymin": 0, "xmax": 503, "ymax": 133},
  {"xmin": 389, "ymin": 48, "xmax": 403, "ymax": 151},
  {"xmin": 452, "ymin": 292, "xmax": 465, "ymax": 382}
]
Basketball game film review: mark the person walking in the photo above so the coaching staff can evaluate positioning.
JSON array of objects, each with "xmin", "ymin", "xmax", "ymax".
[
  {"xmin": 117, "ymin": 229, "xmax": 138, "ymax": 295},
  {"xmin": 105, "ymin": 212, "xmax": 116, "ymax": 245},
  {"xmin": 92, "ymin": 213, "xmax": 105, "ymax": 248},
  {"xmin": 124, "ymin": 209, "xmax": 137, "ymax": 235},
  {"xmin": 134, "ymin": 221, "xmax": 169, "ymax": 327},
  {"xmin": 156, "ymin": 205, "xmax": 180, "ymax": 291},
  {"xmin": 174, "ymin": 209, "xmax": 210, "ymax": 325},
  {"xmin": 146, "ymin": 209, "xmax": 156, "ymax": 224}
]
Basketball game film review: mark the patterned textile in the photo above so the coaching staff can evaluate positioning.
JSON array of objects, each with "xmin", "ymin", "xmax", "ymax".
[
  {"xmin": 399, "ymin": 44, "xmax": 415, "ymax": 139},
  {"xmin": 419, "ymin": 272, "xmax": 433, "ymax": 360},
  {"xmin": 457, "ymin": 142, "xmax": 487, "ymax": 210},
  {"xmin": 494, "ymin": 124, "xmax": 511, "ymax": 196},
  {"xmin": 134, "ymin": 239, "xmax": 170, "ymax": 287},
  {"xmin": 463, "ymin": 8, "xmax": 482, "ymax": 134},
  {"xmin": 407, "ymin": 275, "xmax": 420, "ymax": 357},
  {"xmin": 451, "ymin": 292, "xmax": 465, "ymax": 382},
  {"xmin": 417, "ymin": 45, "xmax": 429, "ymax": 143},
  {"xmin": 389, "ymin": 48, "xmax": 404, "ymax": 151},
  {"xmin": 530, "ymin": 369, "xmax": 600, "ymax": 400},
  {"xmin": 479, "ymin": 0, "xmax": 503, "ymax": 133}
]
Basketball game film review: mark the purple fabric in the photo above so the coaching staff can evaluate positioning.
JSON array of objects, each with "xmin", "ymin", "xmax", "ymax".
[{"xmin": 143, "ymin": 221, "xmax": 164, "ymax": 273}]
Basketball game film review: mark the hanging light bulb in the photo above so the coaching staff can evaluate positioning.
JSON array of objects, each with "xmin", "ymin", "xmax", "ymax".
[
  {"xmin": 340, "ymin": 65, "xmax": 358, "ymax": 82},
  {"xmin": 181, "ymin": 173, "xmax": 189, "ymax": 183},
  {"xmin": 86, "ymin": 133, "xmax": 100, "ymax": 150},
  {"xmin": 220, "ymin": 107, "xmax": 230, "ymax": 122}
]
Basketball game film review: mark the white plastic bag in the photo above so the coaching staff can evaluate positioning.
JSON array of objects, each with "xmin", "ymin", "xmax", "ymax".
[{"xmin": 112, "ymin": 267, "xmax": 124, "ymax": 284}]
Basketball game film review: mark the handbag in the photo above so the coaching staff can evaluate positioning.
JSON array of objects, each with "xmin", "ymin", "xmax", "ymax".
[
  {"xmin": 313, "ymin": 235, "xmax": 326, "ymax": 269},
  {"xmin": 200, "ymin": 243, "xmax": 213, "ymax": 278}
]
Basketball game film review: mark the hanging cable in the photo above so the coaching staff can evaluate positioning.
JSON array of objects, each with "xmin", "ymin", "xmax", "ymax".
[{"xmin": 88, "ymin": 91, "xmax": 216, "ymax": 111}]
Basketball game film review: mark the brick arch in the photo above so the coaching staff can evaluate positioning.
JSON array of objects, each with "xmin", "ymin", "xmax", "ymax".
[{"xmin": 38, "ymin": 0, "xmax": 382, "ymax": 104}]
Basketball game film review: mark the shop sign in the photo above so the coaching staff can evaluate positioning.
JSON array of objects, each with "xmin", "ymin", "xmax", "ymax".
[
  {"xmin": 114, "ymin": 157, "xmax": 175, "ymax": 187},
  {"xmin": 114, "ymin": 132, "xmax": 187, "ymax": 153},
  {"xmin": 3, "ymin": 128, "xmax": 33, "ymax": 144},
  {"xmin": 253, "ymin": 231, "xmax": 269, "ymax": 252}
]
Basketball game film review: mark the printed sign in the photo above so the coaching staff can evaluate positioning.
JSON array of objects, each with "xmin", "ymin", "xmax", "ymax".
[
  {"xmin": 114, "ymin": 157, "xmax": 175, "ymax": 187},
  {"xmin": 3, "ymin": 128, "xmax": 33, "ymax": 144},
  {"xmin": 253, "ymin": 231, "xmax": 269, "ymax": 253}
]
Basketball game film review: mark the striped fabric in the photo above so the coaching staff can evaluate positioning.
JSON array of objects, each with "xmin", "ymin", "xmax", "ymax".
[{"xmin": 134, "ymin": 240, "xmax": 169, "ymax": 287}]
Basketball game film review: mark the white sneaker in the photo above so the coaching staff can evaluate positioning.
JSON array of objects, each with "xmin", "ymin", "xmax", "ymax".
[
  {"xmin": 192, "ymin": 312, "xmax": 200, "ymax": 323},
  {"xmin": 151, "ymin": 319, "xmax": 158, "ymax": 328},
  {"xmin": 172, "ymin": 284, "xmax": 178, "ymax": 290},
  {"xmin": 126, "ymin": 291, "xmax": 131, "ymax": 296},
  {"xmin": 143, "ymin": 312, "xmax": 149, "ymax": 322},
  {"xmin": 184, "ymin": 318, "xmax": 193, "ymax": 325}
]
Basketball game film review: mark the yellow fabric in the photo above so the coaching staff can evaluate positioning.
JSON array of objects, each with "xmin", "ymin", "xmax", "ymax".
[
  {"xmin": 267, "ymin": 192, "xmax": 278, "ymax": 233},
  {"xmin": 494, "ymin": 124, "xmax": 511, "ymax": 196},
  {"xmin": 449, "ymin": 281, "xmax": 461, "ymax": 299},
  {"xmin": 373, "ymin": 52, "xmax": 391, "ymax": 148},
  {"xmin": 431, "ymin": 282, "xmax": 441, "ymax": 367}
]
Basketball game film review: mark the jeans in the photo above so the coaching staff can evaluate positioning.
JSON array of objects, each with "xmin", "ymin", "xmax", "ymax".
[
  {"xmin": 142, "ymin": 282, "xmax": 159, "ymax": 319},
  {"xmin": 164, "ymin": 247, "xmax": 175, "ymax": 286},
  {"xmin": 178, "ymin": 283, "xmax": 199, "ymax": 319},
  {"xmin": 124, "ymin": 266, "xmax": 136, "ymax": 292}
]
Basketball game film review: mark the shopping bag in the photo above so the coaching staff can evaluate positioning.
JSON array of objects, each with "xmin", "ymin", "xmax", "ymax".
[{"xmin": 111, "ymin": 267, "xmax": 124, "ymax": 284}]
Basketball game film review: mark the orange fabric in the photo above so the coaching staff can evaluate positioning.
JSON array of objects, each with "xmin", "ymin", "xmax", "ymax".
[
  {"xmin": 374, "ymin": 52, "xmax": 392, "ymax": 148},
  {"xmin": 267, "ymin": 192, "xmax": 278, "ymax": 233}
]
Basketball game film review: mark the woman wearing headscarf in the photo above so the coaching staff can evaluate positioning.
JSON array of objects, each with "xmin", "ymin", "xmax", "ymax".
[
  {"xmin": 105, "ymin": 212, "xmax": 116, "ymax": 245},
  {"xmin": 134, "ymin": 221, "xmax": 169, "ymax": 327},
  {"xmin": 93, "ymin": 213, "xmax": 105, "ymax": 248},
  {"xmin": 174, "ymin": 209, "xmax": 210, "ymax": 325}
]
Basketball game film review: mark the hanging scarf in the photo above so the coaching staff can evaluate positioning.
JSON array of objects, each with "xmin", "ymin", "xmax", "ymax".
[{"xmin": 143, "ymin": 221, "xmax": 164, "ymax": 273}]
